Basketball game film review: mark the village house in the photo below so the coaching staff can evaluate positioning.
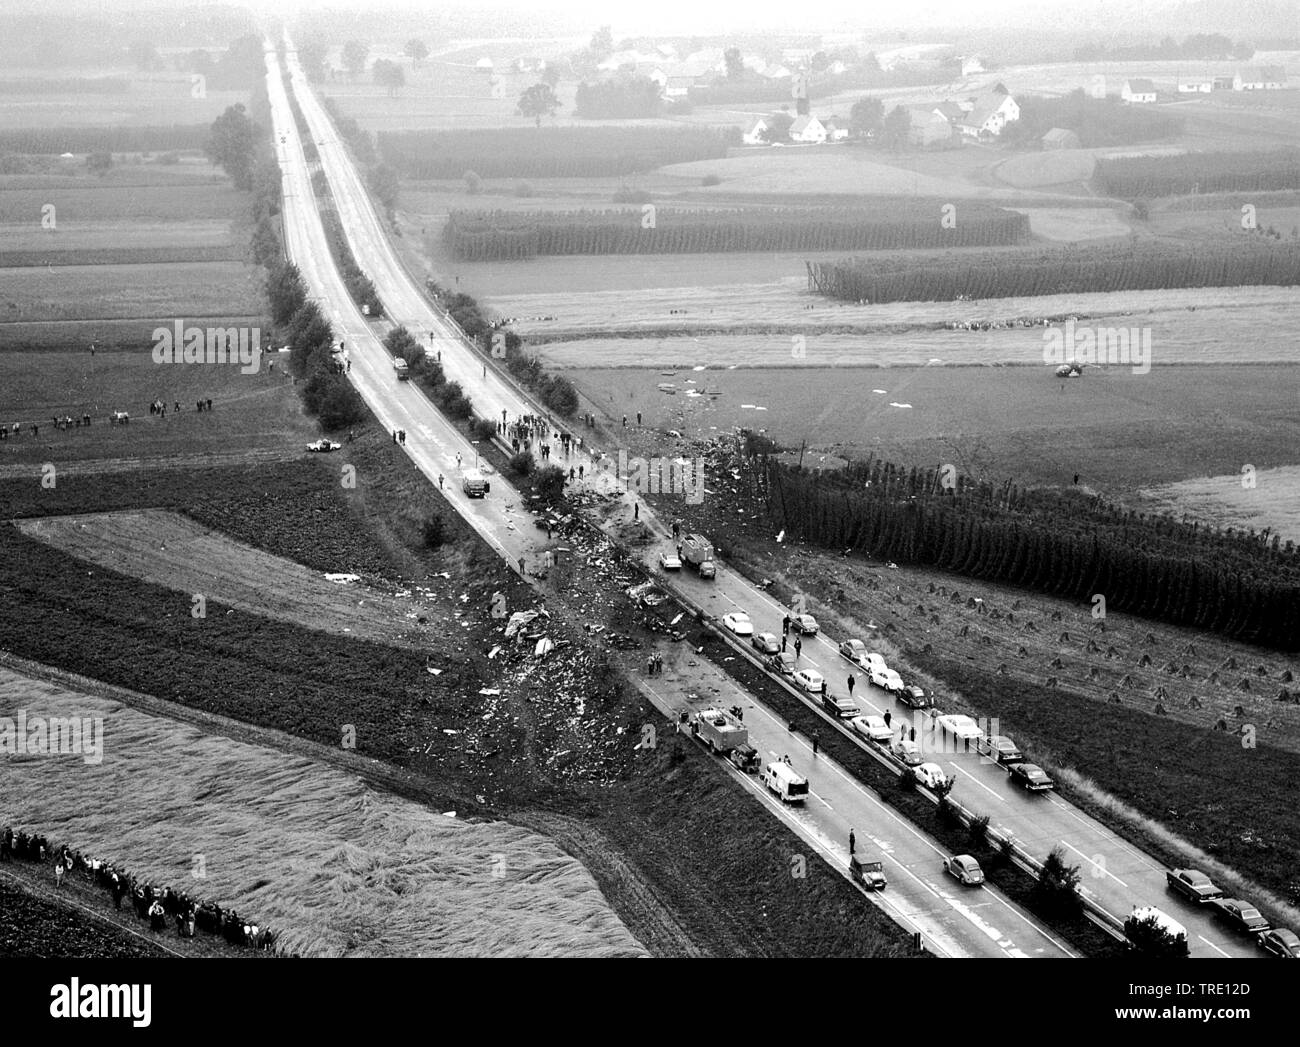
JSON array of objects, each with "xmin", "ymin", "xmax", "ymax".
[
  {"xmin": 932, "ymin": 100, "xmax": 967, "ymax": 122},
  {"xmin": 822, "ymin": 116, "xmax": 851, "ymax": 141},
  {"xmin": 1177, "ymin": 77, "xmax": 1213, "ymax": 93},
  {"xmin": 788, "ymin": 114, "xmax": 828, "ymax": 144},
  {"xmin": 960, "ymin": 55, "xmax": 986, "ymax": 76},
  {"xmin": 742, "ymin": 117, "xmax": 770, "ymax": 145},
  {"xmin": 1121, "ymin": 78, "xmax": 1158, "ymax": 103},
  {"xmin": 1236, "ymin": 66, "xmax": 1287, "ymax": 90},
  {"xmin": 957, "ymin": 89, "xmax": 1019, "ymax": 138},
  {"xmin": 907, "ymin": 107, "xmax": 955, "ymax": 146}
]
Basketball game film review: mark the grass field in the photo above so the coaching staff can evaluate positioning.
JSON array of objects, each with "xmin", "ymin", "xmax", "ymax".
[
  {"xmin": 566, "ymin": 363, "xmax": 1300, "ymax": 494},
  {"xmin": 0, "ymin": 261, "xmax": 264, "ymax": 323},
  {"xmin": 0, "ymin": 670, "xmax": 645, "ymax": 958},
  {"xmin": 0, "ymin": 78, "xmax": 249, "ymax": 131},
  {"xmin": 1137, "ymin": 465, "xmax": 1300, "ymax": 545}
]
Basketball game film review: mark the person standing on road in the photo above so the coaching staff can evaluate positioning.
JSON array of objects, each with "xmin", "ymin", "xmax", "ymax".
[
  {"xmin": 849, "ymin": 828, "xmax": 856, "ymax": 855},
  {"xmin": 634, "ymin": 502, "xmax": 639, "ymax": 520},
  {"xmin": 883, "ymin": 711, "xmax": 891, "ymax": 728},
  {"xmin": 812, "ymin": 730, "xmax": 820, "ymax": 756},
  {"xmin": 794, "ymin": 637, "xmax": 802, "ymax": 659},
  {"xmin": 781, "ymin": 633, "xmax": 787, "ymax": 652},
  {"xmin": 847, "ymin": 674, "xmax": 855, "ymax": 696},
  {"xmin": 782, "ymin": 615, "xmax": 790, "ymax": 635},
  {"xmin": 456, "ymin": 452, "xmax": 462, "ymax": 468}
]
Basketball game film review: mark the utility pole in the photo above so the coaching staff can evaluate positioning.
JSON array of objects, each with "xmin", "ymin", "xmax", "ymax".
[{"xmin": 798, "ymin": 438, "xmax": 807, "ymax": 470}]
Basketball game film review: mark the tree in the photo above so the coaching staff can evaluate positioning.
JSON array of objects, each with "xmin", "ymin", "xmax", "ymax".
[
  {"xmin": 205, "ymin": 103, "xmax": 258, "ymax": 191},
  {"xmin": 724, "ymin": 46, "xmax": 744, "ymax": 79},
  {"xmin": 517, "ymin": 83, "xmax": 560, "ymax": 127},
  {"xmin": 342, "ymin": 40, "xmax": 369, "ymax": 80},
  {"xmin": 1124, "ymin": 912, "xmax": 1190, "ymax": 958},
  {"xmin": 590, "ymin": 25, "xmax": 614, "ymax": 58},
  {"xmin": 422, "ymin": 514, "xmax": 445, "ymax": 548},
  {"xmin": 1035, "ymin": 847, "xmax": 1083, "ymax": 917},
  {"xmin": 758, "ymin": 112, "xmax": 793, "ymax": 143},
  {"xmin": 86, "ymin": 152, "xmax": 113, "ymax": 177},
  {"xmin": 882, "ymin": 105, "xmax": 911, "ymax": 150},
  {"xmin": 298, "ymin": 36, "xmax": 328, "ymax": 81},
  {"xmin": 405, "ymin": 38, "xmax": 429, "ymax": 64},
  {"xmin": 535, "ymin": 465, "xmax": 567, "ymax": 504},
  {"xmin": 541, "ymin": 64, "xmax": 561, "ymax": 88},
  {"xmin": 369, "ymin": 163, "xmax": 400, "ymax": 212},
  {"xmin": 464, "ymin": 170, "xmax": 482, "ymax": 194},
  {"xmin": 849, "ymin": 95, "xmax": 884, "ymax": 138},
  {"xmin": 509, "ymin": 450, "xmax": 536, "ymax": 475},
  {"xmin": 373, "ymin": 59, "xmax": 406, "ymax": 97}
]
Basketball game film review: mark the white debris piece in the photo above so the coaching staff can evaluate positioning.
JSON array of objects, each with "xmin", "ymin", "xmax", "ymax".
[{"xmin": 324, "ymin": 573, "xmax": 360, "ymax": 583}]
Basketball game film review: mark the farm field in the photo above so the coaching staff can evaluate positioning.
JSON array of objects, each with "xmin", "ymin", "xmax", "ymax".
[
  {"xmin": 1136, "ymin": 465, "xmax": 1300, "ymax": 545},
  {"xmin": 566, "ymin": 362, "xmax": 1300, "ymax": 492},
  {"xmin": 16, "ymin": 509, "xmax": 456, "ymax": 648},
  {"xmin": 488, "ymin": 280, "xmax": 1297, "ymax": 348},
  {"xmin": 0, "ymin": 166, "xmax": 244, "ymax": 225},
  {"xmin": 0, "ymin": 351, "xmax": 302, "ymax": 462},
  {"xmin": 0, "ymin": 80, "xmax": 249, "ymax": 131},
  {"xmin": 0, "ymin": 261, "xmax": 264, "ymax": 322},
  {"xmin": 0, "ymin": 669, "xmax": 645, "ymax": 959}
]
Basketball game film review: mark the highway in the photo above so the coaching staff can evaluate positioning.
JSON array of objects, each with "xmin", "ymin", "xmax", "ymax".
[{"xmin": 268, "ymin": 38, "xmax": 1257, "ymax": 959}]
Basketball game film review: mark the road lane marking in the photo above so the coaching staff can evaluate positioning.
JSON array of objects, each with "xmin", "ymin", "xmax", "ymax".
[{"xmin": 1060, "ymin": 839, "xmax": 1129, "ymax": 888}]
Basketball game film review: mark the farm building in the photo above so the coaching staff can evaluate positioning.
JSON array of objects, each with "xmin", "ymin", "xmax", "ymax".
[
  {"xmin": 822, "ymin": 117, "xmax": 851, "ymax": 141},
  {"xmin": 1236, "ymin": 66, "xmax": 1287, "ymax": 89},
  {"xmin": 932, "ymin": 100, "xmax": 967, "ymax": 121},
  {"xmin": 907, "ymin": 107, "xmax": 955, "ymax": 146},
  {"xmin": 742, "ymin": 118, "xmax": 770, "ymax": 145},
  {"xmin": 760, "ymin": 63, "xmax": 793, "ymax": 80},
  {"xmin": 957, "ymin": 90, "xmax": 1019, "ymax": 137},
  {"xmin": 960, "ymin": 55, "xmax": 986, "ymax": 76},
  {"xmin": 637, "ymin": 65, "xmax": 669, "ymax": 89},
  {"xmin": 664, "ymin": 75, "xmax": 697, "ymax": 99},
  {"xmin": 1042, "ymin": 127, "xmax": 1081, "ymax": 149},
  {"xmin": 789, "ymin": 115, "xmax": 828, "ymax": 144},
  {"xmin": 475, "ymin": 57, "xmax": 494, "ymax": 71},
  {"xmin": 1177, "ymin": 77, "xmax": 1213, "ymax": 93},
  {"xmin": 1121, "ymin": 78, "xmax": 1158, "ymax": 103},
  {"xmin": 1213, "ymin": 75, "xmax": 1236, "ymax": 90}
]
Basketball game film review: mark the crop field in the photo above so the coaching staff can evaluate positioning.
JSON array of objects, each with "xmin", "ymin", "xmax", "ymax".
[
  {"xmin": 16, "ymin": 509, "xmax": 453, "ymax": 648},
  {"xmin": 0, "ymin": 670, "xmax": 645, "ymax": 958},
  {"xmin": 0, "ymin": 80, "xmax": 248, "ymax": 132},
  {"xmin": 489, "ymin": 280, "xmax": 1297, "ymax": 348},
  {"xmin": 1136, "ymin": 465, "xmax": 1300, "ymax": 545},
  {"xmin": 1095, "ymin": 149, "xmax": 1300, "ymax": 198},
  {"xmin": 0, "ymin": 351, "xmax": 299, "ymax": 461},
  {"xmin": 566, "ymin": 362, "xmax": 1300, "ymax": 492},
  {"xmin": 0, "ymin": 261, "xmax": 264, "ymax": 323},
  {"xmin": 0, "ymin": 179, "xmax": 246, "ymax": 226}
]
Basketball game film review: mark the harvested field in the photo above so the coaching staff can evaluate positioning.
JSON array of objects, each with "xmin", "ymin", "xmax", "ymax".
[
  {"xmin": 0, "ymin": 669, "xmax": 646, "ymax": 958},
  {"xmin": 1136, "ymin": 465, "xmax": 1300, "ymax": 545},
  {"xmin": 16, "ymin": 509, "xmax": 448, "ymax": 647}
]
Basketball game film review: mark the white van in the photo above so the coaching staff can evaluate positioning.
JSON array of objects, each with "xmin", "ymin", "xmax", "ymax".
[{"xmin": 763, "ymin": 761, "xmax": 809, "ymax": 804}]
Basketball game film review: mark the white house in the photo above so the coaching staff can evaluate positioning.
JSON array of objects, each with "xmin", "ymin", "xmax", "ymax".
[
  {"xmin": 822, "ymin": 116, "xmax": 851, "ymax": 141},
  {"xmin": 788, "ymin": 114, "xmax": 828, "ymax": 144},
  {"xmin": 1236, "ymin": 66, "xmax": 1287, "ymax": 90},
  {"xmin": 960, "ymin": 55, "xmax": 985, "ymax": 76},
  {"xmin": 664, "ymin": 75, "xmax": 697, "ymax": 99},
  {"xmin": 637, "ymin": 65, "xmax": 669, "ymax": 90},
  {"xmin": 742, "ymin": 117, "xmax": 770, "ymax": 145},
  {"xmin": 475, "ymin": 57, "xmax": 494, "ymax": 72},
  {"xmin": 932, "ymin": 100, "xmax": 966, "ymax": 122},
  {"xmin": 1177, "ymin": 77, "xmax": 1213, "ymax": 93},
  {"xmin": 827, "ymin": 59, "xmax": 849, "ymax": 75},
  {"xmin": 1121, "ymin": 78, "xmax": 1158, "ymax": 103},
  {"xmin": 759, "ymin": 63, "xmax": 792, "ymax": 80},
  {"xmin": 957, "ymin": 90, "xmax": 1019, "ymax": 137}
]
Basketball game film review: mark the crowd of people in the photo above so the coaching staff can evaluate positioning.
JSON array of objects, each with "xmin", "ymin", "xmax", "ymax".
[
  {"xmin": 0, "ymin": 825, "xmax": 278, "ymax": 953},
  {"xmin": 2, "ymin": 399, "xmax": 215, "ymax": 438},
  {"xmin": 503, "ymin": 412, "xmax": 579, "ymax": 462}
]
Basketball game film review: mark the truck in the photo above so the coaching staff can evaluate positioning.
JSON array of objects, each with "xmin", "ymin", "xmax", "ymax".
[
  {"xmin": 393, "ymin": 357, "xmax": 410, "ymax": 381},
  {"xmin": 692, "ymin": 707, "xmax": 748, "ymax": 754},
  {"xmin": 680, "ymin": 534, "xmax": 716, "ymax": 579},
  {"xmin": 462, "ymin": 469, "xmax": 490, "ymax": 498}
]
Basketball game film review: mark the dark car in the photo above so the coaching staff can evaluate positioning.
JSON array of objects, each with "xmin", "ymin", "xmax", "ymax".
[
  {"xmin": 898, "ymin": 685, "xmax": 929, "ymax": 709},
  {"xmin": 766, "ymin": 650, "xmax": 796, "ymax": 676},
  {"xmin": 1009, "ymin": 762, "xmax": 1055, "ymax": 792},
  {"xmin": 977, "ymin": 734, "xmax": 1023, "ymax": 764},
  {"xmin": 1259, "ymin": 928, "xmax": 1300, "ymax": 958},
  {"xmin": 1211, "ymin": 898, "xmax": 1270, "ymax": 935},
  {"xmin": 1165, "ymin": 868, "xmax": 1223, "ymax": 905}
]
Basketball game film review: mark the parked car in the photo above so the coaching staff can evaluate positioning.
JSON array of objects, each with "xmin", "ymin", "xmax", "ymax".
[
  {"xmin": 822, "ymin": 691, "xmax": 858, "ymax": 718},
  {"xmin": 869, "ymin": 665, "xmax": 905, "ymax": 693},
  {"xmin": 937, "ymin": 714, "xmax": 984, "ymax": 746},
  {"xmin": 944, "ymin": 854, "xmax": 985, "ymax": 886},
  {"xmin": 793, "ymin": 668, "xmax": 826, "ymax": 694},
  {"xmin": 850, "ymin": 854, "xmax": 888, "ymax": 891},
  {"xmin": 658, "ymin": 550, "xmax": 681, "ymax": 571},
  {"xmin": 767, "ymin": 650, "xmax": 796, "ymax": 676},
  {"xmin": 751, "ymin": 631, "xmax": 780, "ymax": 655},
  {"xmin": 838, "ymin": 639, "xmax": 875, "ymax": 669},
  {"xmin": 1211, "ymin": 898, "xmax": 1270, "ymax": 935},
  {"xmin": 976, "ymin": 734, "xmax": 1023, "ymax": 763},
  {"xmin": 1009, "ymin": 762, "xmax": 1055, "ymax": 792},
  {"xmin": 723, "ymin": 611, "xmax": 754, "ymax": 637},
  {"xmin": 850, "ymin": 714, "xmax": 892, "ymax": 743},
  {"xmin": 898, "ymin": 685, "xmax": 929, "ymax": 708},
  {"xmin": 306, "ymin": 439, "xmax": 341, "ymax": 453},
  {"xmin": 914, "ymin": 762, "xmax": 948, "ymax": 790},
  {"xmin": 1165, "ymin": 868, "xmax": 1223, "ymax": 905},
  {"xmin": 791, "ymin": 613, "xmax": 819, "ymax": 635},
  {"xmin": 1259, "ymin": 928, "xmax": 1300, "ymax": 958},
  {"xmin": 890, "ymin": 738, "xmax": 924, "ymax": 766}
]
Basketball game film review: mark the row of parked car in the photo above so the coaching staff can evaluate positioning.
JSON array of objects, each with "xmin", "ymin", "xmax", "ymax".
[{"xmin": 1165, "ymin": 868, "xmax": 1300, "ymax": 957}]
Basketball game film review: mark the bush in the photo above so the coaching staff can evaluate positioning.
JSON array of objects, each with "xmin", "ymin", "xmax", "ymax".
[
  {"xmin": 1034, "ymin": 846, "xmax": 1083, "ymax": 918},
  {"xmin": 534, "ymin": 464, "xmax": 567, "ymax": 504},
  {"xmin": 509, "ymin": 450, "xmax": 535, "ymax": 476},
  {"xmin": 612, "ymin": 186, "xmax": 651, "ymax": 204},
  {"xmin": 937, "ymin": 795, "xmax": 963, "ymax": 827},
  {"xmin": 897, "ymin": 766, "xmax": 917, "ymax": 792},
  {"xmin": 158, "ymin": 151, "xmax": 180, "ymax": 165},
  {"xmin": 469, "ymin": 418, "xmax": 497, "ymax": 440},
  {"xmin": 421, "ymin": 514, "xmax": 445, "ymax": 548},
  {"xmin": 968, "ymin": 813, "xmax": 991, "ymax": 848},
  {"xmin": 464, "ymin": 169, "xmax": 482, "ymax": 194},
  {"xmin": 514, "ymin": 182, "xmax": 534, "ymax": 197},
  {"xmin": 701, "ymin": 173, "xmax": 721, "ymax": 186},
  {"xmin": 1124, "ymin": 912, "xmax": 1190, "ymax": 957}
]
